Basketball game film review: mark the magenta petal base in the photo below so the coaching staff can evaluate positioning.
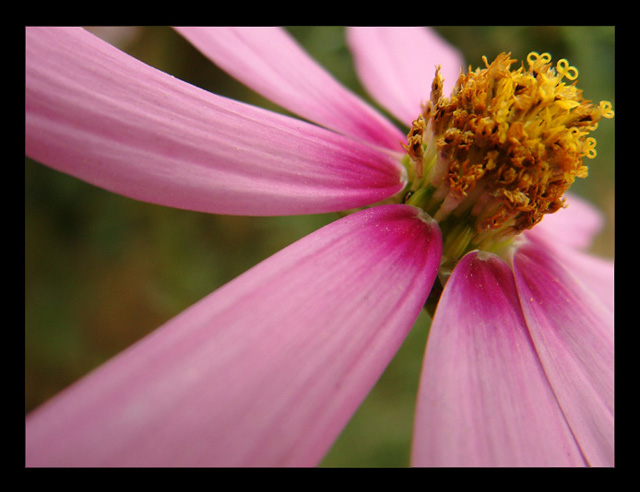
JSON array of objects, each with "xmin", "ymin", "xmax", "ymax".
[{"xmin": 412, "ymin": 251, "xmax": 586, "ymax": 467}]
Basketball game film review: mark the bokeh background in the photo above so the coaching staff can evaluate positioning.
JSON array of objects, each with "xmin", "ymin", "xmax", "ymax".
[{"xmin": 25, "ymin": 26, "xmax": 615, "ymax": 467}]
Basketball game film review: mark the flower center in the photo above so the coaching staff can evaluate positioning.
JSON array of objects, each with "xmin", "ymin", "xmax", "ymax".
[{"xmin": 401, "ymin": 51, "xmax": 614, "ymax": 279}]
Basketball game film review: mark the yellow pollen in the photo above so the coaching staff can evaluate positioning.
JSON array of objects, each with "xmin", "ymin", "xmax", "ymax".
[{"xmin": 402, "ymin": 51, "xmax": 613, "ymax": 267}]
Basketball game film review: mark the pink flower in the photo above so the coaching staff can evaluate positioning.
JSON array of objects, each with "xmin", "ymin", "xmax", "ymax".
[{"xmin": 25, "ymin": 27, "xmax": 614, "ymax": 467}]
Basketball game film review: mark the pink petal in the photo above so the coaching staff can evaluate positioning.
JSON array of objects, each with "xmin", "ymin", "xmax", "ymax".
[
  {"xmin": 25, "ymin": 204, "xmax": 442, "ymax": 467},
  {"xmin": 523, "ymin": 194, "xmax": 614, "ymax": 313},
  {"xmin": 525, "ymin": 193, "xmax": 605, "ymax": 251},
  {"xmin": 513, "ymin": 241, "xmax": 614, "ymax": 466},
  {"xmin": 346, "ymin": 27, "xmax": 464, "ymax": 127},
  {"xmin": 412, "ymin": 251, "xmax": 586, "ymax": 467},
  {"xmin": 175, "ymin": 27, "xmax": 406, "ymax": 152},
  {"xmin": 525, "ymin": 235, "xmax": 614, "ymax": 314},
  {"xmin": 558, "ymin": 249, "xmax": 614, "ymax": 314},
  {"xmin": 523, "ymin": 194, "xmax": 613, "ymax": 313},
  {"xmin": 26, "ymin": 27, "xmax": 405, "ymax": 217}
]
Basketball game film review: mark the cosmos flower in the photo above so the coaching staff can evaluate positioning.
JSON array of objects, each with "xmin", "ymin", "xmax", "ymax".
[{"xmin": 25, "ymin": 26, "xmax": 614, "ymax": 467}]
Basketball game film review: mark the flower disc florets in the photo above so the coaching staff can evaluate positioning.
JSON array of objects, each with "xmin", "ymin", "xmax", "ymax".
[{"xmin": 401, "ymin": 51, "xmax": 614, "ymax": 276}]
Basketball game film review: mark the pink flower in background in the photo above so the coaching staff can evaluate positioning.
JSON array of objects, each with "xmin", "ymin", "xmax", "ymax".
[{"xmin": 25, "ymin": 27, "xmax": 614, "ymax": 467}]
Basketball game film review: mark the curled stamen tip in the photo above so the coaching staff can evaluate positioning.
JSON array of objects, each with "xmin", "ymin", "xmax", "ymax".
[
  {"xmin": 584, "ymin": 137, "xmax": 598, "ymax": 159},
  {"xmin": 527, "ymin": 51, "xmax": 552, "ymax": 65},
  {"xmin": 599, "ymin": 101, "xmax": 615, "ymax": 119},
  {"xmin": 556, "ymin": 58, "xmax": 579, "ymax": 80}
]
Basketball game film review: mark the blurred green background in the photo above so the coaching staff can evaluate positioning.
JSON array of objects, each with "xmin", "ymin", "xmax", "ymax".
[{"xmin": 25, "ymin": 26, "xmax": 614, "ymax": 467}]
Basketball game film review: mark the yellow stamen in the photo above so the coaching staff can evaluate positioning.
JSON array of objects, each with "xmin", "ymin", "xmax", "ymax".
[{"xmin": 402, "ymin": 51, "xmax": 614, "ymax": 271}]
